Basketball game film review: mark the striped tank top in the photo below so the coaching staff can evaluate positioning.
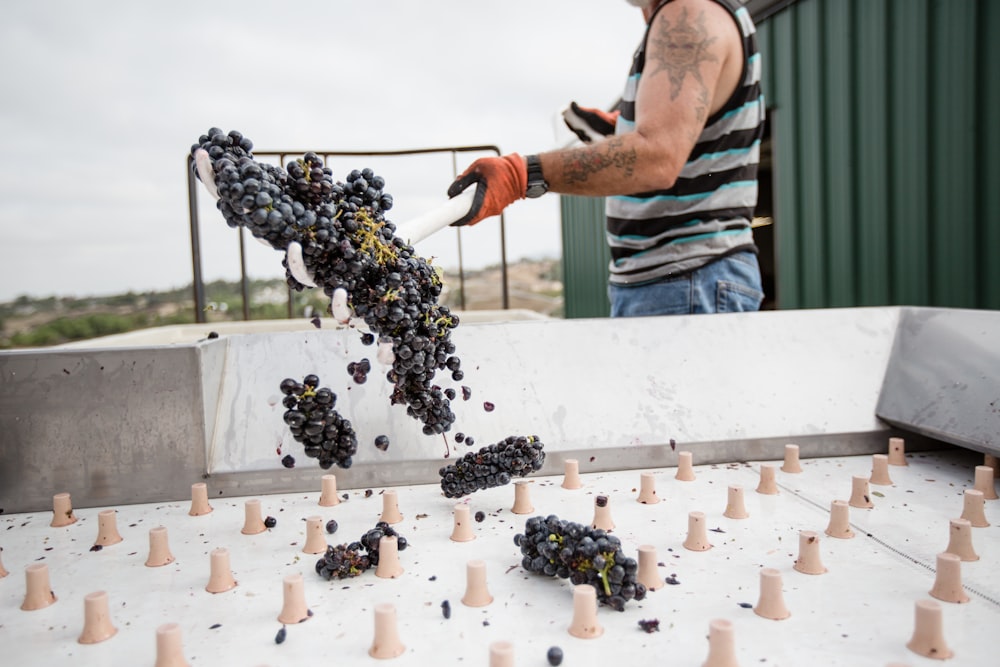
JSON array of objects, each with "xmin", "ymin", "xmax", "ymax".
[{"xmin": 606, "ymin": 0, "xmax": 765, "ymax": 286}]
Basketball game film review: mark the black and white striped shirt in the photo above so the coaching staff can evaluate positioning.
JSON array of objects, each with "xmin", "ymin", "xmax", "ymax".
[{"xmin": 606, "ymin": 0, "xmax": 765, "ymax": 285}]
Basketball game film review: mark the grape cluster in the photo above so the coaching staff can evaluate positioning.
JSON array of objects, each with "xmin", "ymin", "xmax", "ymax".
[
  {"xmin": 279, "ymin": 374, "xmax": 357, "ymax": 469},
  {"xmin": 360, "ymin": 521, "xmax": 409, "ymax": 566},
  {"xmin": 314, "ymin": 543, "xmax": 370, "ymax": 580},
  {"xmin": 438, "ymin": 435, "xmax": 545, "ymax": 498},
  {"xmin": 314, "ymin": 521, "xmax": 408, "ymax": 580},
  {"xmin": 191, "ymin": 128, "xmax": 463, "ymax": 442},
  {"xmin": 514, "ymin": 515, "xmax": 647, "ymax": 611}
]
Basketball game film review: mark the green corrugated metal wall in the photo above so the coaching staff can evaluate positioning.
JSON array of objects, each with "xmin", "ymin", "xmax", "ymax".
[
  {"xmin": 561, "ymin": 0, "xmax": 999, "ymax": 315},
  {"xmin": 758, "ymin": 0, "xmax": 1000, "ymax": 309},
  {"xmin": 560, "ymin": 195, "xmax": 611, "ymax": 318}
]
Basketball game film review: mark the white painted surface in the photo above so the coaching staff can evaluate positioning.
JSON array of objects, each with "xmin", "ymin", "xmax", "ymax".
[
  {"xmin": 207, "ymin": 307, "xmax": 901, "ymax": 474},
  {"xmin": 3, "ymin": 447, "xmax": 995, "ymax": 666}
]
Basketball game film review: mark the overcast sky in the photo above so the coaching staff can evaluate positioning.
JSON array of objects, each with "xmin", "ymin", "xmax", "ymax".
[{"xmin": 0, "ymin": 1, "xmax": 646, "ymax": 302}]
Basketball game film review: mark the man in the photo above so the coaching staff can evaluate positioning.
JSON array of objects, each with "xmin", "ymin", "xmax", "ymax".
[{"xmin": 448, "ymin": 0, "xmax": 766, "ymax": 316}]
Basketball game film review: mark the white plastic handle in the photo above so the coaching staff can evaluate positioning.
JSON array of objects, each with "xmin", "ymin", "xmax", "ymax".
[
  {"xmin": 395, "ymin": 185, "xmax": 478, "ymax": 245},
  {"xmin": 193, "ymin": 148, "xmax": 219, "ymax": 200}
]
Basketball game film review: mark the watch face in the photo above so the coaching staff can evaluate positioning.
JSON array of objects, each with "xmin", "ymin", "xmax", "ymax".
[{"xmin": 526, "ymin": 183, "xmax": 547, "ymax": 198}]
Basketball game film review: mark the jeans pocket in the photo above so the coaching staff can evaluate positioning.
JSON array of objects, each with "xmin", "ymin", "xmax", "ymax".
[{"xmin": 717, "ymin": 280, "xmax": 764, "ymax": 313}]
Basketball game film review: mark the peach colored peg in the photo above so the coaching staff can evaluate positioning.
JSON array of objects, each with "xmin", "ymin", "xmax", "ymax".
[
  {"xmin": 702, "ymin": 618, "xmax": 739, "ymax": 667},
  {"xmin": 683, "ymin": 511, "xmax": 712, "ymax": 552},
  {"xmin": 461, "ymin": 559, "xmax": 493, "ymax": 607},
  {"xmin": 754, "ymin": 568, "xmax": 790, "ymax": 620},
  {"xmin": 145, "ymin": 526, "xmax": 175, "ymax": 567},
  {"xmin": 848, "ymin": 476, "xmax": 874, "ymax": 509},
  {"xmin": 888, "ymin": 437, "xmax": 908, "ymax": 466},
  {"xmin": 369, "ymin": 603, "xmax": 405, "ymax": 659},
  {"xmin": 591, "ymin": 495, "xmax": 615, "ymax": 531},
  {"xmin": 20, "ymin": 563, "xmax": 57, "ymax": 611},
  {"xmin": 825, "ymin": 500, "xmax": 855, "ymax": 539},
  {"xmin": 781, "ymin": 444, "xmax": 802, "ymax": 473},
  {"xmin": 277, "ymin": 573, "xmax": 311, "ymax": 624},
  {"xmin": 51, "ymin": 492, "xmax": 77, "ymax": 527},
  {"xmin": 561, "ymin": 459, "xmax": 582, "ymax": 489},
  {"xmin": 973, "ymin": 465, "xmax": 998, "ymax": 500},
  {"xmin": 511, "ymin": 480, "xmax": 534, "ymax": 514},
  {"xmin": 637, "ymin": 545, "xmax": 665, "ymax": 591},
  {"xmin": 78, "ymin": 590, "xmax": 118, "ymax": 644},
  {"xmin": 906, "ymin": 599, "xmax": 953, "ymax": 660},
  {"xmin": 318, "ymin": 474, "xmax": 341, "ymax": 506},
  {"xmin": 374, "ymin": 535, "xmax": 403, "ymax": 579},
  {"xmin": 205, "ymin": 547, "xmax": 237, "ymax": 593},
  {"xmin": 154, "ymin": 623, "xmax": 191, "ymax": 667},
  {"xmin": 379, "ymin": 489, "xmax": 403, "ymax": 524},
  {"xmin": 302, "ymin": 516, "xmax": 327, "ymax": 555},
  {"xmin": 960, "ymin": 489, "xmax": 989, "ymax": 527},
  {"xmin": 489, "ymin": 641, "xmax": 515, "ymax": 667},
  {"xmin": 568, "ymin": 584, "xmax": 603, "ymax": 639},
  {"xmin": 241, "ymin": 499, "xmax": 266, "ymax": 535},
  {"xmin": 450, "ymin": 504, "xmax": 475, "ymax": 542},
  {"xmin": 929, "ymin": 552, "xmax": 969, "ymax": 604},
  {"xmin": 637, "ymin": 472, "xmax": 659, "ymax": 504},
  {"xmin": 188, "ymin": 482, "xmax": 212, "ymax": 516},
  {"xmin": 944, "ymin": 518, "xmax": 979, "ymax": 562},
  {"xmin": 793, "ymin": 530, "xmax": 827, "ymax": 575},
  {"xmin": 870, "ymin": 454, "xmax": 893, "ymax": 486},
  {"xmin": 676, "ymin": 451, "xmax": 696, "ymax": 481},
  {"xmin": 756, "ymin": 464, "xmax": 778, "ymax": 495},
  {"xmin": 724, "ymin": 484, "xmax": 749, "ymax": 519},
  {"xmin": 94, "ymin": 509, "xmax": 123, "ymax": 547}
]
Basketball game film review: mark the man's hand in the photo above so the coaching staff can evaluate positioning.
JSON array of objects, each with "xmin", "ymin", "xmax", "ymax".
[
  {"xmin": 447, "ymin": 153, "xmax": 527, "ymax": 227},
  {"xmin": 562, "ymin": 102, "xmax": 620, "ymax": 143}
]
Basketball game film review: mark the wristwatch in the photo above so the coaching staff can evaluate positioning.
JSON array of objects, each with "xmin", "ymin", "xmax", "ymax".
[{"xmin": 525, "ymin": 154, "xmax": 549, "ymax": 198}]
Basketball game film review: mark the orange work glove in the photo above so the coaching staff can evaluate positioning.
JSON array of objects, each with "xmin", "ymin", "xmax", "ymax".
[
  {"xmin": 447, "ymin": 153, "xmax": 527, "ymax": 227},
  {"xmin": 562, "ymin": 102, "xmax": 620, "ymax": 143}
]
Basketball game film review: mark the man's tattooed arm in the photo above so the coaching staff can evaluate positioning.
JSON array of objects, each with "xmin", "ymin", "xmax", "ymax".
[
  {"xmin": 560, "ymin": 137, "xmax": 638, "ymax": 186},
  {"xmin": 646, "ymin": 7, "xmax": 718, "ymax": 123}
]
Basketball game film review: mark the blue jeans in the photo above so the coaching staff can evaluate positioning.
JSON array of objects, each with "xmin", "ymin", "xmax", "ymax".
[{"xmin": 608, "ymin": 251, "xmax": 764, "ymax": 317}]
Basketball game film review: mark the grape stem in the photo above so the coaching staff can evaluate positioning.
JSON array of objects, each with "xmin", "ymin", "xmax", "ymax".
[{"xmin": 597, "ymin": 552, "xmax": 615, "ymax": 597}]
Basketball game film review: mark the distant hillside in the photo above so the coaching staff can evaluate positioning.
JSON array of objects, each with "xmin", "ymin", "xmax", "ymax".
[{"xmin": 0, "ymin": 259, "xmax": 563, "ymax": 349}]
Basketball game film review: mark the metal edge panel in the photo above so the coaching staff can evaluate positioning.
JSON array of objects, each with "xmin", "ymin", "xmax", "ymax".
[
  {"xmin": 198, "ymin": 429, "xmax": 937, "ymax": 501},
  {"xmin": 0, "ymin": 346, "xmax": 207, "ymax": 513},
  {"xmin": 875, "ymin": 307, "xmax": 1000, "ymax": 456}
]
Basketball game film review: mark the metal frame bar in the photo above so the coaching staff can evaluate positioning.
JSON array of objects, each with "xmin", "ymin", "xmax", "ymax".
[{"xmin": 187, "ymin": 145, "xmax": 509, "ymax": 322}]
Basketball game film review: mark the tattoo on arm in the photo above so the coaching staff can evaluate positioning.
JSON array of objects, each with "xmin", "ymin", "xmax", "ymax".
[
  {"xmin": 647, "ymin": 8, "xmax": 718, "ymax": 121},
  {"xmin": 560, "ymin": 137, "xmax": 638, "ymax": 185}
]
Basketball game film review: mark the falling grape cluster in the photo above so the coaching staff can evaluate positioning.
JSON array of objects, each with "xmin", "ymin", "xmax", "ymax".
[
  {"xmin": 514, "ymin": 515, "xmax": 647, "ymax": 611},
  {"xmin": 314, "ymin": 521, "xmax": 408, "ymax": 580},
  {"xmin": 438, "ymin": 435, "xmax": 546, "ymax": 498},
  {"xmin": 279, "ymin": 374, "xmax": 357, "ymax": 469},
  {"xmin": 191, "ymin": 128, "xmax": 463, "ymax": 444}
]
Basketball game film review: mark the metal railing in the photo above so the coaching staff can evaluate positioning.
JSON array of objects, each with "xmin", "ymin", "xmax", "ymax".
[{"xmin": 186, "ymin": 145, "xmax": 509, "ymax": 323}]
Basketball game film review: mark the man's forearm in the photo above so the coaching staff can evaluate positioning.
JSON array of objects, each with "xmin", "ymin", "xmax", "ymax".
[{"xmin": 538, "ymin": 132, "xmax": 679, "ymax": 197}]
